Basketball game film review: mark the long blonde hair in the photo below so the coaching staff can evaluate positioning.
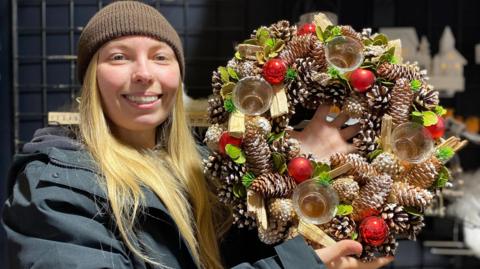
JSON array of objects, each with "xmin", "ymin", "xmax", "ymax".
[{"xmin": 78, "ymin": 52, "xmax": 227, "ymax": 269}]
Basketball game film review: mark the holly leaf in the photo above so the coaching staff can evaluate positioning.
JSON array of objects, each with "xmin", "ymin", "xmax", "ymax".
[
  {"xmin": 435, "ymin": 166, "xmax": 451, "ymax": 188},
  {"xmin": 225, "ymin": 144, "xmax": 241, "ymax": 159},
  {"xmin": 423, "ymin": 111, "xmax": 439, "ymax": 126},
  {"xmin": 434, "ymin": 105, "xmax": 447, "ymax": 116},
  {"xmin": 267, "ymin": 131, "xmax": 285, "ymax": 144},
  {"xmin": 331, "ymin": 26, "xmax": 342, "ymax": 38},
  {"xmin": 218, "ymin": 66, "xmax": 230, "ymax": 83},
  {"xmin": 315, "ymin": 171, "xmax": 332, "ymax": 186},
  {"xmin": 316, "ymin": 25, "xmax": 324, "ymax": 42},
  {"xmin": 227, "ymin": 67, "xmax": 239, "ymax": 81},
  {"xmin": 404, "ymin": 206, "xmax": 422, "ymax": 217},
  {"xmin": 411, "ymin": 111, "xmax": 424, "ymax": 125},
  {"xmin": 351, "ymin": 232, "xmax": 359, "ymax": 240},
  {"xmin": 367, "ymin": 149, "xmax": 384, "ymax": 161},
  {"xmin": 233, "ymin": 182, "xmax": 247, "ymax": 198},
  {"xmin": 223, "ymin": 98, "xmax": 236, "ymax": 113},
  {"xmin": 233, "ymin": 152, "xmax": 246, "ymax": 164},
  {"xmin": 336, "ymin": 204, "xmax": 353, "ymax": 216},
  {"xmin": 242, "ymin": 172, "xmax": 256, "ymax": 188},
  {"xmin": 312, "ymin": 162, "xmax": 331, "ymax": 178},
  {"xmin": 436, "ymin": 146, "xmax": 455, "ymax": 163},
  {"xmin": 285, "ymin": 68, "xmax": 297, "ymax": 81},
  {"xmin": 410, "ymin": 79, "xmax": 422, "ymax": 91},
  {"xmin": 272, "ymin": 152, "xmax": 287, "ymax": 174}
]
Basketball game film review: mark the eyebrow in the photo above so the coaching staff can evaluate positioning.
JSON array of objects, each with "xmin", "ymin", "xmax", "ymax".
[{"xmin": 104, "ymin": 41, "xmax": 170, "ymax": 52}]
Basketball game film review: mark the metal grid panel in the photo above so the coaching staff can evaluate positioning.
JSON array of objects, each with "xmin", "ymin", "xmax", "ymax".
[{"xmin": 12, "ymin": 0, "xmax": 248, "ymax": 152}]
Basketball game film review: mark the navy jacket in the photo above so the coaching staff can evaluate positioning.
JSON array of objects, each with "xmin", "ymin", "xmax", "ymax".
[{"xmin": 2, "ymin": 127, "xmax": 326, "ymax": 269}]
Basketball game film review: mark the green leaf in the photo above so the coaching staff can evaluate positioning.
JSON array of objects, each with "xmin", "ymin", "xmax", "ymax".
[
  {"xmin": 331, "ymin": 26, "xmax": 342, "ymax": 37},
  {"xmin": 233, "ymin": 183, "xmax": 247, "ymax": 198},
  {"xmin": 315, "ymin": 171, "xmax": 332, "ymax": 186},
  {"xmin": 272, "ymin": 153, "xmax": 287, "ymax": 174},
  {"xmin": 285, "ymin": 68, "xmax": 297, "ymax": 81},
  {"xmin": 390, "ymin": 55, "xmax": 399, "ymax": 64},
  {"xmin": 220, "ymin": 82, "xmax": 235, "ymax": 99},
  {"xmin": 223, "ymin": 98, "xmax": 236, "ymax": 113},
  {"xmin": 218, "ymin": 66, "xmax": 230, "ymax": 83},
  {"xmin": 373, "ymin": 34, "xmax": 389, "ymax": 46},
  {"xmin": 404, "ymin": 206, "xmax": 422, "ymax": 217},
  {"xmin": 256, "ymin": 27, "xmax": 270, "ymax": 46},
  {"xmin": 351, "ymin": 232, "xmax": 359, "ymax": 240},
  {"xmin": 434, "ymin": 105, "xmax": 447, "ymax": 116},
  {"xmin": 267, "ymin": 131, "xmax": 286, "ymax": 144},
  {"xmin": 410, "ymin": 79, "xmax": 422, "ymax": 91},
  {"xmin": 436, "ymin": 146, "xmax": 455, "ymax": 163},
  {"xmin": 423, "ymin": 111, "xmax": 439, "ymax": 127},
  {"xmin": 242, "ymin": 172, "xmax": 256, "ymax": 188},
  {"xmin": 227, "ymin": 67, "xmax": 239, "ymax": 81},
  {"xmin": 273, "ymin": 39, "xmax": 285, "ymax": 52},
  {"xmin": 327, "ymin": 66, "xmax": 341, "ymax": 78},
  {"xmin": 312, "ymin": 162, "xmax": 331, "ymax": 178},
  {"xmin": 265, "ymin": 38, "xmax": 275, "ymax": 48},
  {"xmin": 225, "ymin": 144, "xmax": 242, "ymax": 159},
  {"xmin": 233, "ymin": 152, "xmax": 246, "ymax": 164},
  {"xmin": 316, "ymin": 25, "xmax": 324, "ymax": 42},
  {"xmin": 411, "ymin": 111, "xmax": 424, "ymax": 125},
  {"xmin": 336, "ymin": 204, "xmax": 353, "ymax": 216},
  {"xmin": 368, "ymin": 149, "xmax": 384, "ymax": 161},
  {"xmin": 235, "ymin": 51, "xmax": 243, "ymax": 60},
  {"xmin": 435, "ymin": 166, "xmax": 451, "ymax": 188}
]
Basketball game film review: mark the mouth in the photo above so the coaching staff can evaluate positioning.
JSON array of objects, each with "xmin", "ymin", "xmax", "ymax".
[{"xmin": 122, "ymin": 94, "xmax": 163, "ymax": 105}]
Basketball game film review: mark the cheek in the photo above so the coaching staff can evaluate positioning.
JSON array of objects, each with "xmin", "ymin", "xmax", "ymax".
[{"xmin": 97, "ymin": 65, "xmax": 129, "ymax": 96}]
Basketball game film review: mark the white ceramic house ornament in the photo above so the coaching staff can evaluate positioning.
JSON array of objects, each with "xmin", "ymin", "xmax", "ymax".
[
  {"xmin": 475, "ymin": 43, "xmax": 480, "ymax": 64},
  {"xmin": 416, "ymin": 36, "xmax": 432, "ymax": 70},
  {"xmin": 430, "ymin": 26, "xmax": 467, "ymax": 97},
  {"xmin": 379, "ymin": 27, "xmax": 419, "ymax": 63}
]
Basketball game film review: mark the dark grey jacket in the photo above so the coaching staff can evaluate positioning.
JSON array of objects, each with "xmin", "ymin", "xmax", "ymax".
[{"xmin": 2, "ymin": 127, "xmax": 326, "ymax": 269}]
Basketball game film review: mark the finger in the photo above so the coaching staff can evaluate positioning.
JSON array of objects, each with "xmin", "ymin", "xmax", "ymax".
[
  {"xmin": 312, "ymin": 104, "xmax": 331, "ymax": 122},
  {"xmin": 359, "ymin": 256, "xmax": 395, "ymax": 269},
  {"xmin": 315, "ymin": 240, "xmax": 363, "ymax": 264},
  {"xmin": 331, "ymin": 113, "xmax": 350, "ymax": 128},
  {"xmin": 340, "ymin": 123, "xmax": 361, "ymax": 140}
]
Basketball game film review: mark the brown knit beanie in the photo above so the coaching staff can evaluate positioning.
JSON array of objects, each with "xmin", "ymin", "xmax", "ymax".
[{"xmin": 77, "ymin": 0, "xmax": 184, "ymax": 83}]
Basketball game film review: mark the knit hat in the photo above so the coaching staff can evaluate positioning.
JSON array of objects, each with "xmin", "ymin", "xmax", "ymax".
[{"xmin": 77, "ymin": 0, "xmax": 184, "ymax": 83}]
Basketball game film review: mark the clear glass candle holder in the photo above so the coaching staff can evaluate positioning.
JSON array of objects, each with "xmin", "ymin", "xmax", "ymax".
[
  {"xmin": 391, "ymin": 122, "xmax": 434, "ymax": 164},
  {"xmin": 232, "ymin": 76, "xmax": 273, "ymax": 116},
  {"xmin": 325, "ymin": 36, "xmax": 364, "ymax": 73},
  {"xmin": 292, "ymin": 179, "xmax": 339, "ymax": 225}
]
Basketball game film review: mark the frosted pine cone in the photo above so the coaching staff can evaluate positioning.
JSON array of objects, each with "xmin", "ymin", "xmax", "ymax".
[
  {"xmin": 342, "ymin": 92, "xmax": 369, "ymax": 118},
  {"xmin": 204, "ymin": 124, "xmax": 225, "ymax": 152},
  {"xmin": 372, "ymin": 152, "xmax": 404, "ymax": 178},
  {"xmin": 269, "ymin": 20, "xmax": 296, "ymax": 42},
  {"xmin": 323, "ymin": 81, "xmax": 347, "ymax": 107},
  {"xmin": 279, "ymin": 34, "xmax": 316, "ymax": 66},
  {"xmin": 381, "ymin": 203, "xmax": 410, "ymax": 233},
  {"xmin": 250, "ymin": 172, "xmax": 296, "ymax": 198},
  {"xmin": 270, "ymin": 135, "xmax": 301, "ymax": 161},
  {"xmin": 203, "ymin": 152, "xmax": 223, "ymax": 179},
  {"xmin": 414, "ymin": 84, "xmax": 439, "ymax": 111},
  {"xmin": 227, "ymin": 58, "xmax": 262, "ymax": 78},
  {"xmin": 353, "ymin": 129, "xmax": 377, "ymax": 156},
  {"xmin": 378, "ymin": 234, "xmax": 398, "ymax": 256},
  {"xmin": 403, "ymin": 157, "xmax": 442, "ymax": 189},
  {"xmin": 211, "ymin": 71, "xmax": 223, "ymax": 95},
  {"xmin": 406, "ymin": 214, "xmax": 425, "ymax": 240},
  {"xmin": 386, "ymin": 78, "xmax": 414, "ymax": 125},
  {"xmin": 330, "ymin": 153, "xmax": 379, "ymax": 185},
  {"xmin": 366, "ymin": 84, "xmax": 391, "ymax": 112},
  {"xmin": 232, "ymin": 199, "xmax": 257, "ymax": 229},
  {"xmin": 207, "ymin": 95, "xmax": 229, "ymax": 124},
  {"xmin": 220, "ymin": 157, "xmax": 247, "ymax": 184},
  {"xmin": 268, "ymin": 198, "xmax": 296, "ymax": 224},
  {"xmin": 388, "ymin": 182, "xmax": 434, "ymax": 210},
  {"xmin": 311, "ymin": 40, "xmax": 328, "ymax": 72},
  {"xmin": 351, "ymin": 174, "xmax": 393, "ymax": 221},
  {"xmin": 258, "ymin": 219, "xmax": 288, "ymax": 244},
  {"xmin": 243, "ymin": 128, "xmax": 273, "ymax": 176},
  {"xmin": 332, "ymin": 176, "xmax": 360, "ymax": 203},
  {"xmin": 217, "ymin": 180, "xmax": 236, "ymax": 205},
  {"xmin": 320, "ymin": 215, "xmax": 357, "ymax": 240},
  {"xmin": 377, "ymin": 62, "xmax": 427, "ymax": 82}
]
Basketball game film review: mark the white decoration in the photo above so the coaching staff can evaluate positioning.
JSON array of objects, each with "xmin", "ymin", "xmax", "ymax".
[
  {"xmin": 298, "ymin": 11, "xmax": 338, "ymax": 26},
  {"xmin": 379, "ymin": 27, "xmax": 419, "ymax": 63},
  {"xmin": 476, "ymin": 43, "xmax": 480, "ymax": 64},
  {"xmin": 416, "ymin": 36, "xmax": 432, "ymax": 70}
]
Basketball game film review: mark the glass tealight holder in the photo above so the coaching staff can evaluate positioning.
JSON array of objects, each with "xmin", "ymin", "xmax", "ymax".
[
  {"xmin": 325, "ymin": 36, "xmax": 364, "ymax": 73},
  {"xmin": 292, "ymin": 179, "xmax": 339, "ymax": 225},
  {"xmin": 391, "ymin": 122, "xmax": 434, "ymax": 164},
  {"xmin": 232, "ymin": 76, "xmax": 273, "ymax": 116}
]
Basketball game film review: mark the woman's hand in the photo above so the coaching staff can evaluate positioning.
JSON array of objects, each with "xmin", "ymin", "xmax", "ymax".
[
  {"xmin": 315, "ymin": 240, "xmax": 394, "ymax": 269},
  {"xmin": 289, "ymin": 104, "xmax": 361, "ymax": 160}
]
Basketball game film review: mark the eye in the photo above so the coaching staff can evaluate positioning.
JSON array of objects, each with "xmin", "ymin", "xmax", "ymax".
[
  {"xmin": 111, "ymin": 53, "xmax": 126, "ymax": 61},
  {"xmin": 154, "ymin": 54, "xmax": 168, "ymax": 62}
]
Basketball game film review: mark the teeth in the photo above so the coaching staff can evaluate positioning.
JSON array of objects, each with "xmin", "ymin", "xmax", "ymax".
[{"xmin": 125, "ymin": 95, "xmax": 159, "ymax": 104}]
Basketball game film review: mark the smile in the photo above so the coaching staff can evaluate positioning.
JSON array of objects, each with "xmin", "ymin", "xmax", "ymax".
[{"xmin": 123, "ymin": 94, "xmax": 163, "ymax": 105}]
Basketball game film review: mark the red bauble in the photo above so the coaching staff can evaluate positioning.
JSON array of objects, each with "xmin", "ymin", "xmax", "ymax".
[
  {"xmin": 298, "ymin": 23, "xmax": 316, "ymax": 35},
  {"xmin": 359, "ymin": 216, "xmax": 389, "ymax": 247},
  {"xmin": 349, "ymin": 68, "xmax": 376, "ymax": 92},
  {"xmin": 287, "ymin": 157, "xmax": 314, "ymax": 183},
  {"xmin": 426, "ymin": 116, "xmax": 445, "ymax": 139},
  {"xmin": 218, "ymin": 132, "xmax": 242, "ymax": 155},
  {"xmin": 263, "ymin": 58, "xmax": 287, "ymax": 85}
]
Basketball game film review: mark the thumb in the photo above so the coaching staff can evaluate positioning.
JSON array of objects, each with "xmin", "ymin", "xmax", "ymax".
[{"xmin": 315, "ymin": 240, "xmax": 363, "ymax": 264}]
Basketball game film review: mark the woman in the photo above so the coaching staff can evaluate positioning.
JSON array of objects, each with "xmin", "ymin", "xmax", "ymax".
[{"xmin": 2, "ymin": 1, "xmax": 393, "ymax": 268}]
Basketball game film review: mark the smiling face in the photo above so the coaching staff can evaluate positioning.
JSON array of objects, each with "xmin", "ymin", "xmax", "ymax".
[{"xmin": 96, "ymin": 36, "xmax": 181, "ymax": 145}]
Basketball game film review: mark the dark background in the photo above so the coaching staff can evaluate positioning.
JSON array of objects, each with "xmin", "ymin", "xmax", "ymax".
[{"xmin": 1, "ymin": 0, "xmax": 480, "ymax": 268}]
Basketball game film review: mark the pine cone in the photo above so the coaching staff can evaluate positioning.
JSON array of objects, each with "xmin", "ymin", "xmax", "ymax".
[
  {"xmin": 359, "ymin": 111, "xmax": 382, "ymax": 135},
  {"xmin": 311, "ymin": 40, "xmax": 328, "ymax": 72},
  {"xmin": 366, "ymin": 84, "xmax": 391, "ymax": 112},
  {"xmin": 220, "ymin": 157, "xmax": 247, "ymax": 185},
  {"xmin": 258, "ymin": 219, "xmax": 288, "ymax": 244},
  {"xmin": 279, "ymin": 34, "xmax": 316, "ymax": 66},
  {"xmin": 353, "ymin": 129, "xmax": 377, "ymax": 157},
  {"xmin": 268, "ymin": 198, "xmax": 296, "ymax": 224},
  {"xmin": 270, "ymin": 135, "xmax": 301, "ymax": 161},
  {"xmin": 330, "ymin": 153, "xmax": 379, "ymax": 185},
  {"xmin": 406, "ymin": 214, "xmax": 425, "ymax": 240},
  {"xmin": 332, "ymin": 176, "xmax": 360, "ymax": 203},
  {"xmin": 227, "ymin": 58, "xmax": 262, "ymax": 78},
  {"xmin": 204, "ymin": 124, "xmax": 225, "ymax": 152},
  {"xmin": 388, "ymin": 182, "xmax": 433, "ymax": 210},
  {"xmin": 360, "ymin": 244, "xmax": 378, "ymax": 262},
  {"xmin": 364, "ymin": 45, "xmax": 387, "ymax": 58},
  {"xmin": 203, "ymin": 152, "xmax": 223, "ymax": 179},
  {"xmin": 386, "ymin": 78, "xmax": 414, "ymax": 125},
  {"xmin": 351, "ymin": 174, "xmax": 393, "ymax": 221},
  {"xmin": 243, "ymin": 128, "xmax": 273, "ymax": 176},
  {"xmin": 378, "ymin": 234, "xmax": 398, "ymax": 257},
  {"xmin": 217, "ymin": 180, "xmax": 236, "ymax": 205},
  {"xmin": 320, "ymin": 215, "xmax": 357, "ymax": 240},
  {"xmin": 323, "ymin": 81, "xmax": 347, "ymax": 107},
  {"xmin": 414, "ymin": 84, "xmax": 439, "ymax": 111},
  {"xmin": 207, "ymin": 95, "xmax": 229, "ymax": 124},
  {"xmin": 211, "ymin": 71, "xmax": 223, "ymax": 95},
  {"xmin": 250, "ymin": 172, "xmax": 297, "ymax": 198},
  {"xmin": 403, "ymin": 157, "xmax": 442, "ymax": 189},
  {"xmin": 342, "ymin": 92, "xmax": 369, "ymax": 118},
  {"xmin": 269, "ymin": 20, "xmax": 296, "ymax": 42},
  {"xmin": 377, "ymin": 62, "xmax": 426, "ymax": 82},
  {"xmin": 340, "ymin": 25, "xmax": 362, "ymax": 43},
  {"xmin": 381, "ymin": 203, "xmax": 410, "ymax": 233},
  {"xmin": 232, "ymin": 198, "xmax": 257, "ymax": 229},
  {"xmin": 372, "ymin": 152, "xmax": 404, "ymax": 178}
]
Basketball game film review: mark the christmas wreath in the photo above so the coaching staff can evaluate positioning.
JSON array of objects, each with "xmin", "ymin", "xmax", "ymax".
[{"xmin": 203, "ymin": 13, "xmax": 467, "ymax": 260}]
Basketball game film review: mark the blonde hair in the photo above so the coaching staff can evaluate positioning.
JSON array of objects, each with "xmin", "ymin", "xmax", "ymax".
[{"xmin": 78, "ymin": 52, "xmax": 228, "ymax": 269}]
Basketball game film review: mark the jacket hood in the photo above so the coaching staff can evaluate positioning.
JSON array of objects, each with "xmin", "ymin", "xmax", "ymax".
[{"xmin": 22, "ymin": 126, "xmax": 82, "ymax": 154}]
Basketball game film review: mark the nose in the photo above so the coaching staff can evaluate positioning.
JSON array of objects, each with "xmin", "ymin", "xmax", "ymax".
[{"xmin": 132, "ymin": 58, "xmax": 153, "ymax": 84}]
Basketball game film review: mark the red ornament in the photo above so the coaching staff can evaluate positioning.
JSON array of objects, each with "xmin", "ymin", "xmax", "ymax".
[
  {"xmin": 287, "ymin": 157, "xmax": 314, "ymax": 183},
  {"xmin": 349, "ymin": 68, "xmax": 376, "ymax": 92},
  {"xmin": 298, "ymin": 23, "xmax": 316, "ymax": 35},
  {"xmin": 426, "ymin": 116, "xmax": 445, "ymax": 139},
  {"xmin": 218, "ymin": 132, "xmax": 242, "ymax": 155},
  {"xmin": 359, "ymin": 216, "xmax": 389, "ymax": 246},
  {"xmin": 263, "ymin": 58, "xmax": 287, "ymax": 85}
]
